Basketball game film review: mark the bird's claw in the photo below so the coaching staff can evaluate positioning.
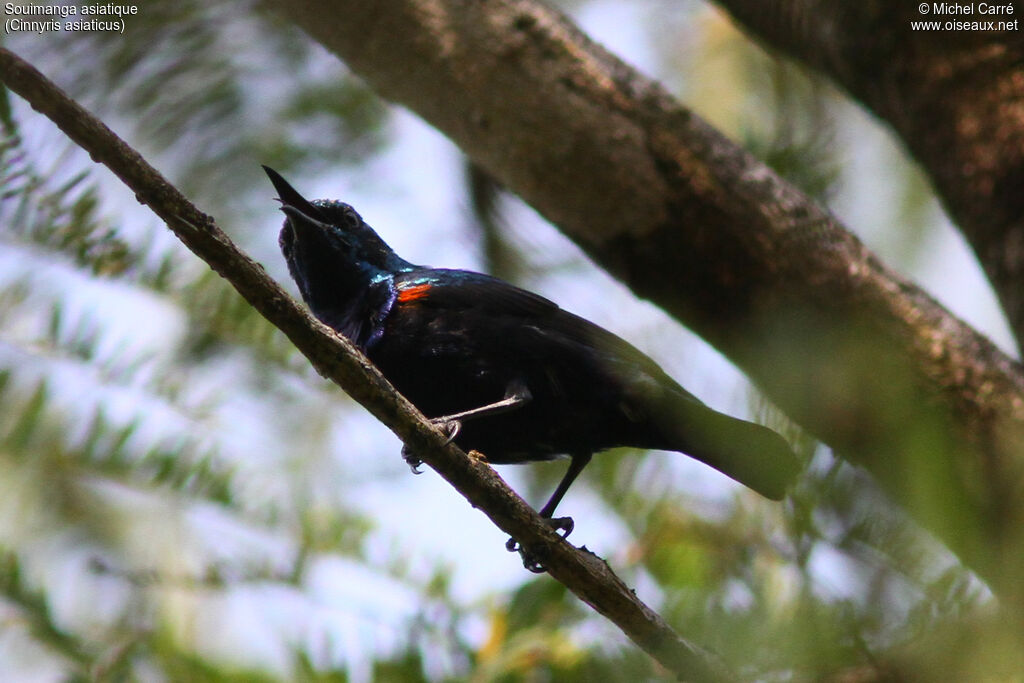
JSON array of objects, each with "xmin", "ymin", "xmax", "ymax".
[
  {"xmin": 506, "ymin": 516, "xmax": 575, "ymax": 573},
  {"xmin": 549, "ymin": 516, "xmax": 574, "ymax": 538},
  {"xmin": 505, "ymin": 536, "xmax": 548, "ymax": 574},
  {"xmin": 401, "ymin": 445, "xmax": 424, "ymax": 474},
  {"xmin": 430, "ymin": 418, "xmax": 462, "ymax": 444},
  {"xmin": 400, "ymin": 419, "xmax": 462, "ymax": 474}
]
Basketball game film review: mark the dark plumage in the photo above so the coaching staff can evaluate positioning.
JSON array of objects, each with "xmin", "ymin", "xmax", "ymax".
[{"xmin": 265, "ymin": 166, "xmax": 800, "ymax": 569}]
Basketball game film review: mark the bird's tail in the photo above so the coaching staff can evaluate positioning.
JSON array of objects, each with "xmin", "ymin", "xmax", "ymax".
[{"xmin": 657, "ymin": 395, "xmax": 800, "ymax": 500}]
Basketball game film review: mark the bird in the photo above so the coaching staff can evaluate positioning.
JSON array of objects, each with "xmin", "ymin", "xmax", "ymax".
[{"xmin": 264, "ymin": 166, "xmax": 800, "ymax": 571}]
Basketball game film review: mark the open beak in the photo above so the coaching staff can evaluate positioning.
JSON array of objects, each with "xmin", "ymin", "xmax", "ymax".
[{"xmin": 262, "ymin": 165, "xmax": 331, "ymax": 228}]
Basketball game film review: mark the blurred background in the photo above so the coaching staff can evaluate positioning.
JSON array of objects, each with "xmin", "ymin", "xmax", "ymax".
[{"xmin": 0, "ymin": 0, "xmax": 1014, "ymax": 680}]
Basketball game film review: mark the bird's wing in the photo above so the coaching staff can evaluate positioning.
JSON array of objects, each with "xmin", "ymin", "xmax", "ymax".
[
  {"xmin": 393, "ymin": 269, "xmax": 699, "ymax": 399},
  {"xmin": 394, "ymin": 272, "xmax": 796, "ymax": 499},
  {"xmin": 394, "ymin": 269, "xmax": 558, "ymax": 317}
]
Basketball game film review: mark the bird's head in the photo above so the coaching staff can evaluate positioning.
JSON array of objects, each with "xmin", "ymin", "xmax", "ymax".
[{"xmin": 263, "ymin": 166, "xmax": 409, "ymax": 282}]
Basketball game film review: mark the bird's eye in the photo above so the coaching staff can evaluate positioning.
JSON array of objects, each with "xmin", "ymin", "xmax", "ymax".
[{"xmin": 340, "ymin": 207, "xmax": 361, "ymax": 230}]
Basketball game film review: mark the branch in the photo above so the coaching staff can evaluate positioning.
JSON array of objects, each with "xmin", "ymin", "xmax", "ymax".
[
  {"xmin": 261, "ymin": 0, "xmax": 1024, "ymax": 598},
  {"xmin": 714, "ymin": 0, "xmax": 1024, "ymax": 345},
  {"xmin": 0, "ymin": 48, "xmax": 734, "ymax": 682}
]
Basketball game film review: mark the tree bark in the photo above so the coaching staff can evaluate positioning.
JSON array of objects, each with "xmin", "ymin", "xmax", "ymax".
[
  {"xmin": 262, "ymin": 0, "xmax": 1024, "ymax": 599},
  {"xmin": 715, "ymin": 0, "xmax": 1024, "ymax": 346}
]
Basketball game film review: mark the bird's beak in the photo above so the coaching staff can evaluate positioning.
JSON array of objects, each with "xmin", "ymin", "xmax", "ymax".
[{"xmin": 262, "ymin": 165, "xmax": 331, "ymax": 229}]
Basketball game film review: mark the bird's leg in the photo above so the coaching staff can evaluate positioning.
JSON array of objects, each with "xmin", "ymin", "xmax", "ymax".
[
  {"xmin": 508, "ymin": 452, "xmax": 593, "ymax": 573},
  {"xmin": 536, "ymin": 452, "xmax": 593, "ymax": 520},
  {"xmin": 402, "ymin": 380, "xmax": 531, "ymax": 474},
  {"xmin": 428, "ymin": 379, "xmax": 532, "ymax": 440}
]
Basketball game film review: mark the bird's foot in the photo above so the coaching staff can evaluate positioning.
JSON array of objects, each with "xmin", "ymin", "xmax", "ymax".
[
  {"xmin": 506, "ymin": 516, "xmax": 574, "ymax": 574},
  {"xmin": 401, "ymin": 445, "xmax": 424, "ymax": 474},
  {"xmin": 401, "ymin": 419, "xmax": 463, "ymax": 474},
  {"xmin": 429, "ymin": 417, "xmax": 462, "ymax": 444}
]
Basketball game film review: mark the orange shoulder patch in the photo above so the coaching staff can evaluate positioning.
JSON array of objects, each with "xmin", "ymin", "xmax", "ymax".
[{"xmin": 397, "ymin": 282, "xmax": 432, "ymax": 303}]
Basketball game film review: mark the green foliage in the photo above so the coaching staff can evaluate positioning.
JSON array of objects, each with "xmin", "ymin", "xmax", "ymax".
[{"xmin": 0, "ymin": 12, "xmax": 394, "ymax": 676}]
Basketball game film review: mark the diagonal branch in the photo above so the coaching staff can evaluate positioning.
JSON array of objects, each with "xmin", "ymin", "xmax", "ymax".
[
  {"xmin": 261, "ymin": 0, "xmax": 1024, "ymax": 600},
  {"xmin": 0, "ymin": 47, "xmax": 733, "ymax": 682}
]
